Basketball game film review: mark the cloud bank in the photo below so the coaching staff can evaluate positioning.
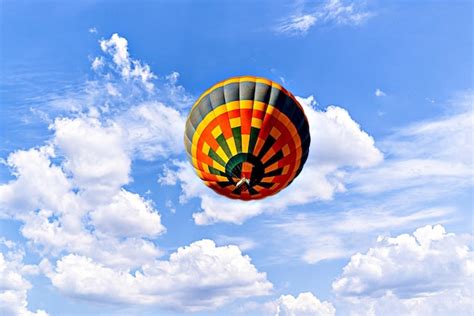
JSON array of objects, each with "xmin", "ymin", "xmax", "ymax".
[{"xmin": 46, "ymin": 240, "xmax": 272, "ymax": 312}]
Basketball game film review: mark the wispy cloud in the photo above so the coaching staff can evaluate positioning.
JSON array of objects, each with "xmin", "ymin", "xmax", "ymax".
[
  {"xmin": 215, "ymin": 235, "xmax": 257, "ymax": 251},
  {"xmin": 276, "ymin": 14, "xmax": 317, "ymax": 36},
  {"xmin": 275, "ymin": 0, "xmax": 373, "ymax": 36},
  {"xmin": 349, "ymin": 92, "xmax": 473, "ymax": 195},
  {"xmin": 267, "ymin": 206, "xmax": 454, "ymax": 264}
]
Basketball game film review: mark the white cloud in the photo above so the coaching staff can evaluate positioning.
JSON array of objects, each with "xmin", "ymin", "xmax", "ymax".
[
  {"xmin": 158, "ymin": 165, "xmax": 179, "ymax": 186},
  {"xmin": 100, "ymin": 34, "xmax": 130, "ymax": 74},
  {"xmin": 323, "ymin": 0, "xmax": 372, "ymax": 26},
  {"xmin": 88, "ymin": 27, "xmax": 97, "ymax": 34},
  {"xmin": 91, "ymin": 56, "xmax": 104, "ymax": 70},
  {"xmin": 333, "ymin": 225, "xmax": 473, "ymax": 316},
  {"xmin": 348, "ymin": 92, "xmax": 473, "ymax": 195},
  {"xmin": 118, "ymin": 102, "xmax": 186, "ymax": 160},
  {"xmin": 374, "ymin": 88, "xmax": 386, "ymax": 97},
  {"xmin": 165, "ymin": 95, "xmax": 382, "ymax": 225},
  {"xmin": 273, "ymin": 292, "xmax": 336, "ymax": 316},
  {"xmin": 0, "ymin": 116, "xmax": 166, "ymax": 269},
  {"xmin": 87, "ymin": 35, "xmax": 195, "ymax": 114},
  {"xmin": 100, "ymin": 33, "xmax": 156, "ymax": 91},
  {"xmin": 0, "ymin": 69, "xmax": 268, "ymax": 313},
  {"xmin": 165, "ymin": 199, "xmax": 176, "ymax": 213},
  {"xmin": 90, "ymin": 189, "xmax": 165, "ymax": 238},
  {"xmin": 165, "ymin": 71, "xmax": 178, "ymax": 85},
  {"xmin": 242, "ymin": 292, "xmax": 336, "ymax": 316},
  {"xmin": 21, "ymin": 210, "xmax": 162, "ymax": 269},
  {"xmin": 47, "ymin": 239, "xmax": 272, "ymax": 312},
  {"xmin": 268, "ymin": 206, "xmax": 453, "ymax": 264},
  {"xmin": 0, "ymin": 241, "xmax": 48, "ymax": 316},
  {"xmin": 302, "ymin": 98, "xmax": 382, "ymax": 169},
  {"xmin": 276, "ymin": 0, "xmax": 373, "ymax": 36},
  {"xmin": 333, "ymin": 225, "xmax": 473, "ymax": 296},
  {"xmin": 348, "ymin": 159, "xmax": 471, "ymax": 195},
  {"xmin": 276, "ymin": 14, "xmax": 317, "ymax": 36},
  {"xmin": 215, "ymin": 235, "xmax": 257, "ymax": 251},
  {"xmin": 52, "ymin": 117, "xmax": 130, "ymax": 201},
  {"xmin": 0, "ymin": 31, "xmax": 277, "ymax": 313},
  {"xmin": 0, "ymin": 145, "xmax": 75, "ymax": 219},
  {"xmin": 105, "ymin": 82, "xmax": 120, "ymax": 96},
  {"xmin": 337, "ymin": 289, "xmax": 473, "ymax": 316},
  {"xmin": 163, "ymin": 71, "xmax": 194, "ymax": 109}
]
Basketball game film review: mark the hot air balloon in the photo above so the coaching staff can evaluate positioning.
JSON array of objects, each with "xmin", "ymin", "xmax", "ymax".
[{"xmin": 184, "ymin": 76, "xmax": 310, "ymax": 200}]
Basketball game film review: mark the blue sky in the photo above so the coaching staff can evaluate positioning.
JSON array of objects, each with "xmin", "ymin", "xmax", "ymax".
[{"xmin": 0, "ymin": 1, "xmax": 472, "ymax": 315}]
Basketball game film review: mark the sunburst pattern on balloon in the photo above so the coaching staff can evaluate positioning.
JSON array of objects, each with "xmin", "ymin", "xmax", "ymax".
[{"xmin": 185, "ymin": 76, "xmax": 310, "ymax": 200}]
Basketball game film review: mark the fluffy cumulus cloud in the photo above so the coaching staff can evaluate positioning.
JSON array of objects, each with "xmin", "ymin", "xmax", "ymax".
[
  {"xmin": 333, "ymin": 225, "xmax": 474, "ymax": 315},
  {"xmin": 164, "ymin": 95, "xmax": 383, "ymax": 225},
  {"xmin": 276, "ymin": 0, "xmax": 373, "ymax": 36},
  {"xmin": 0, "ymin": 119, "xmax": 165, "ymax": 269},
  {"xmin": 52, "ymin": 116, "xmax": 130, "ymax": 200},
  {"xmin": 273, "ymin": 292, "xmax": 336, "ymax": 316},
  {"xmin": 90, "ymin": 189, "xmax": 165, "ymax": 238},
  {"xmin": 0, "ymin": 145, "xmax": 74, "ymax": 219},
  {"xmin": 0, "ymin": 240, "xmax": 48, "ymax": 316},
  {"xmin": 241, "ymin": 292, "xmax": 336, "ymax": 316},
  {"xmin": 46, "ymin": 240, "xmax": 272, "ymax": 312}
]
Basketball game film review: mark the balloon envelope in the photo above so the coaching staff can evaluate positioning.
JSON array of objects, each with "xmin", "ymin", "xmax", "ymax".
[{"xmin": 184, "ymin": 76, "xmax": 310, "ymax": 200}]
